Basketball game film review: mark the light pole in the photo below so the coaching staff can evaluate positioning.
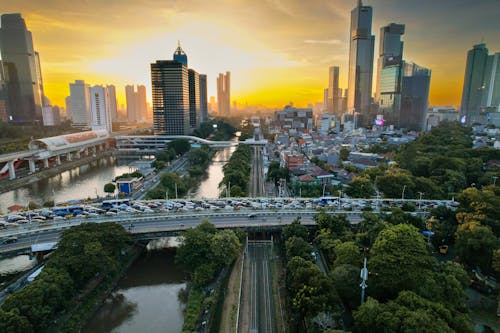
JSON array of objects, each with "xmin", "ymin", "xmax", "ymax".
[
  {"xmin": 322, "ymin": 183, "xmax": 327, "ymax": 197},
  {"xmin": 338, "ymin": 190, "xmax": 342, "ymax": 210},
  {"xmin": 360, "ymin": 257, "xmax": 368, "ymax": 305},
  {"xmin": 175, "ymin": 183, "xmax": 178, "ymax": 199},
  {"xmin": 401, "ymin": 185, "xmax": 406, "ymax": 200},
  {"xmin": 418, "ymin": 192, "xmax": 424, "ymax": 211},
  {"xmin": 376, "ymin": 190, "xmax": 380, "ymax": 212},
  {"xmin": 493, "ymin": 176, "xmax": 498, "ymax": 185}
]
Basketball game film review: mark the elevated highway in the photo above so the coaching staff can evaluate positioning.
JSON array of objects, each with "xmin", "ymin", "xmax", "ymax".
[{"xmin": 0, "ymin": 209, "xmax": 371, "ymax": 256}]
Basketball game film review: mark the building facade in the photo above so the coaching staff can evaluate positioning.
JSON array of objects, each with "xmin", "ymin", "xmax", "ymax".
[
  {"xmin": 89, "ymin": 85, "xmax": 112, "ymax": 133},
  {"xmin": 327, "ymin": 66, "xmax": 341, "ymax": 116},
  {"xmin": 460, "ymin": 43, "xmax": 489, "ymax": 124},
  {"xmin": 347, "ymin": 0, "xmax": 375, "ymax": 125},
  {"xmin": 151, "ymin": 60, "xmax": 190, "ymax": 135},
  {"xmin": 274, "ymin": 106, "xmax": 313, "ymax": 133},
  {"xmin": 106, "ymin": 85, "xmax": 118, "ymax": 121},
  {"xmin": 0, "ymin": 13, "xmax": 43, "ymax": 123},
  {"xmin": 188, "ymin": 69, "xmax": 200, "ymax": 131},
  {"xmin": 199, "ymin": 74, "xmax": 208, "ymax": 123},
  {"xmin": 375, "ymin": 23, "xmax": 405, "ymax": 127},
  {"xmin": 69, "ymin": 80, "xmax": 91, "ymax": 129},
  {"xmin": 483, "ymin": 52, "xmax": 500, "ymax": 110},
  {"xmin": 400, "ymin": 62, "xmax": 431, "ymax": 131},
  {"xmin": 217, "ymin": 71, "xmax": 230, "ymax": 116}
]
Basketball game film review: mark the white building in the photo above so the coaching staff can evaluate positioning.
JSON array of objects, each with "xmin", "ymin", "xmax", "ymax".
[
  {"xmin": 89, "ymin": 86, "xmax": 112, "ymax": 133},
  {"xmin": 42, "ymin": 105, "xmax": 60, "ymax": 126},
  {"xmin": 69, "ymin": 80, "xmax": 91, "ymax": 129},
  {"xmin": 318, "ymin": 113, "xmax": 340, "ymax": 135},
  {"xmin": 426, "ymin": 106, "xmax": 459, "ymax": 131}
]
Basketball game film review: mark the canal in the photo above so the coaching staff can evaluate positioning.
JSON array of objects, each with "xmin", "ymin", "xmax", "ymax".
[{"xmin": 0, "ymin": 156, "xmax": 130, "ymax": 212}]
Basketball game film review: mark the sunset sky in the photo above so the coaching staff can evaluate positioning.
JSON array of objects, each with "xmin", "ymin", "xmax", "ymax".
[{"xmin": 1, "ymin": 0, "xmax": 499, "ymax": 109}]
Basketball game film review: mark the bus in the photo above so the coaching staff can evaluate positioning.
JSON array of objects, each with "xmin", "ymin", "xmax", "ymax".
[
  {"xmin": 52, "ymin": 206, "xmax": 84, "ymax": 217},
  {"xmin": 101, "ymin": 199, "xmax": 131, "ymax": 210}
]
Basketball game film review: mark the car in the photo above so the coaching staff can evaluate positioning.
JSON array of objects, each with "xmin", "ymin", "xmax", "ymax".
[
  {"xmin": 248, "ymin": 213, "xmax": 257, "ymax": 218},
  {"xmin": 2, "ymin": 236, "xmax": 18, "ymax": 244}
]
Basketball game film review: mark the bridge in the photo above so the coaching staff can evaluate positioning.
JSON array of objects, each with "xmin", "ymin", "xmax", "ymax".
[
  {"xmin": 0, "ymin": 130, "xmax": 111, "ymax": 180},
  {"xmin": 114, "ymin": 135, "xmax": 267, "ymax": 156},
  {"xmin": 0, "ymin": 202, "xmax": 436, "ymax": 256}
]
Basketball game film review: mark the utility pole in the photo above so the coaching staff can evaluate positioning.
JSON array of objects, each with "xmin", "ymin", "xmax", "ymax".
[
  {"xmin": 401, "ymin": 185, "xmax": 406, "ymax": 200},
  {"xmin": 175, "ymin": 183, "xmax": 178, "ymax": 199},
  {"xmin": 418, "ymin": 192, "xmax": 424, "ymax": 211},
  {"xmin": 493, "ymin": 176, "xmax": 498, "ymax": 185},
  {"xmin": 360, "ymin": 257, "xmax": 368, "ymax": 305},
  {"xmin": 338, "ymin": 190, "xmax": 342, "ymax": 210}
]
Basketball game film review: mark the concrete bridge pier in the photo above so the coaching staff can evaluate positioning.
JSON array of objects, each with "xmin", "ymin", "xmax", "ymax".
[
  {"xmin": 28, "ymin": 159, "xmax": 36, "ymax": 173},
  {"xmin": 55, "ymin": 155, "xmax": 61, "ymax": 166},
  {"xmin": 43, "ymin": 158, "xmax": 49, "ymax": 169},
  {"xmin": 84, "ymin": 147, "xmax": 89, "ymax": 156},
  {"xmin": 67, "ymin": 152, "xmax": 72, "ymax": 161},
  {"xmin": 8, "ymin": 160, "xmax": 16, "ymax": 180},
  {"xmin": 74, "ymin": 151, "xmax": 81, "ymax": 159}
]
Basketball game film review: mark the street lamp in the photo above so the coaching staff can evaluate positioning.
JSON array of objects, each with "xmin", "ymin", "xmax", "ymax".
[
  {"xmin": 492, "ymin": 176, "xmax": 498, "ymax": 185},
  {"xmin": 322, "ymin": 183, "xmax": 327, "ymax": 197},
  {"xmin": 338, "ymin": 190, "xmax": 342, "ymax": 210},
  {"xmin": 401, "ymin": 185, "xmax": 406, "ymax": 200},
  {"xmin": 417, "ymin": 192, "xmax": 424, "ymax": 211}
]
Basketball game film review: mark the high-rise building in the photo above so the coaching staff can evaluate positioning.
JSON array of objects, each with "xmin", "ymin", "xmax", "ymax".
[
  {"xmin": 460, "ymin": 43, "xmax": 489, "ymax": 124},
  {"xmin": 400, "ymin": 62, "xmax": 431, "ymax": 131},
  {"xmin": 137, "ymin": 85, "xmax": 148, "ymax": 120},
  {"xmin": 106, "ymin": 85, "xmax": 118, "ymax": 121},
  {"xmin": 347, "ymin": 0, "xmax": 375, "ymax": 125},
  {"xmin": 375, "ymin": 23, "xmax": 405, "ymax": 127},
  {"xmin": 69, "ymin": 80, "xmax": 91, "ymax": 129},
  {"xmin": 89, "ymin": 86, "xmax": 112, "ymax": 133},
  {"xmin": 125, "ymin": 85, "xmax": 138, "ymax": 122},
  {"xmin": 42, "ymin": 105, "xmax": 61, "ymax": 126},
  {"xmin": 0, "ymin": 60, "xmax": 7, "ymax": 122},
  {"xmin": 483, "ymin": 52, "xmax": 500, "ymax": 109},
  {"xmin": 199, "ymin": 74, "xmax": 208, "ymax": 123},
  {"xmin": 327, "ymin": 66, "xmax": 341, "ymax": 115},
  {"xmin": 217, "ymin": 71, "xmax": 230, "ymax": 116},
  {"xmin": 209, "ymin": 96, "xmax": 216, "ymax": 113},
  {"xmin": 0, "ymin": 13, "xmax": 43, "ymax": 123},
  {"xmin": 151, "ymin": 60, "xmax": 189, "ymax": 135},
  {"xmin": 188, "ymin": 69, "xmax": 200, "ymax": 131},
  {"xmin": 64, "ymin": 96, "xmax": 71, "ymax": 120},
  {"xmin": 323, "ymin": 88, "xmax": 329, "ymax": 112}
]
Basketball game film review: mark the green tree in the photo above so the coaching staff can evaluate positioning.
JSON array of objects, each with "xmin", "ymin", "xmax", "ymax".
[
  {"xmin": 455, "ymin": 222, "xmax": 499, "ymax": 272},
  {"xmin": 167, "ymin": 139, "xmax": 191, "ymax": 155},
  {"xmin": 210, "ymin": 230, "xmax": 241, "ymax": 266},
  {"xmin": 330, "ymin": 264, "xmax": 360, "ymax": 308},
  {"xmin": 103, "ymin": 182, "xmax": 116, "ymax": 194},
  {"xmin": 282, "ymin": 218, "xmax": 308, "ymax": 241},
  {"xmin": 376, "ymin": 169, "xmax": 414, "ymax": 199},
  {"xmin": 285, "ymin": 236, "xmax": 312, "ymax": 261},
  {"xmin": 0, "ymin": 309, "xmax": 33, "ymax": 333},
  {"xmin": 368, "ymin": 224, "xmax": 434, "ymax": 300},
  {"xmin": 345, "ymin": 176, "xmax": 375, "ymax": 198},
  {"xmin": 333, "ymin": 241, "xmax": 362, "ymax": 268},
  {"xmin": 340, "ymin": 148, "xmax": 350, "ymax": 161}
]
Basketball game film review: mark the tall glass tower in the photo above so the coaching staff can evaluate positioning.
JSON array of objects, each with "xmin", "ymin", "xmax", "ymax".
[
  {"xmin": 460, "ymin": 43, "xmax": 489, "ymax": 124},
  {"xmin": 375, "ymin": 23, "xmax": 405, "ymax": 127},
  {"xmin": 347, "ymin": 0, "xmax": 375, "ymax": 126},
  {"xmin": 0, "ymin": 13, "xmax": 43, "ymax": 123}
]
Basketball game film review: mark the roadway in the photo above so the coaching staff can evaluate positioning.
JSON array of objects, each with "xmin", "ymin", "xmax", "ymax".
[
  {"xmin": 249, "ymin": 146, "xmax": 265, "ymax": 197},
  {"xmin": 0, "ymin": 210, "xmax": 364, "ymax": 255},
  {"xmin": 248, "ymin": 241, "xmax": 275, "ymax": 333}
]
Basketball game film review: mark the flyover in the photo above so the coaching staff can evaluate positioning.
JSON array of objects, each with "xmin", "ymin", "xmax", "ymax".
[{"xmin": 0, "ymin": 210, "xmax": 369, "ymax": 256}]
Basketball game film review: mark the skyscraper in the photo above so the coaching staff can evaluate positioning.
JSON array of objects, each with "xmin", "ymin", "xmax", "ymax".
[
  {"xmin": 125, "ymin": 85, "xmax": 138, "ymax": 122},
  {"xmin": 460, "ymin": 43, "xmax": 489, "ymax": 124},
  {"xmin": 188, "ymin": 69, "xmax": 200, "ymax": 131},
  {"xmin": 137, "ymin": 85, "xmax": 148, "ymax": 120},
  {"xmin": 151, "ymin": 60, "xmax": 189, "ymax": 135},
  {"xmin": 217, "ymin": 71, "xmax": 230, "ymax": 116},
  {"xmin": 0, "ymin": 60, "xmax": 8, "ymax": 122},
  {"xmin": 106, "ymin": 85, "xmax": 118, "ymax": 121},
  {"xmin": 199, "ymin": 74, "xmax": 208, "ymax": 123},
  {"xmin": 209, "ymin": 96, "xmax": 216, "ymax": 113},
  {"xmin": 347, "ymin": 0, "xmax": 375, "ymax": 125},
  {"xmin": 400, "ymin": 62, "xmax": 431, "ymax": 131},
  {"xmin": 327, "ymin": 66, "xmax": 341, "ymax": 115},
  {"xmin": 0, "ymin": 13, "xmax": 43, "ymax": 123},
  {"xmin": 69, "ymin": 80, "xmax": 91, "ymax": 129},
  {"xmin": 89, "ymin": 86, "xmax": 112, "ymax": 133},
  {"xmin": 483, "ymin": 52, "xmax": 500, "ymax": 109},
  {"xmin": 375, "ymin": 23, "xmax": 405, "ymax": 127}
]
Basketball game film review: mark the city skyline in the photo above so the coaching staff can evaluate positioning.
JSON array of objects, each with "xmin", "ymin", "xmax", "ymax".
[{"xmin": 0, "ymin": 0, "xmax": 499, "ymax": 109}]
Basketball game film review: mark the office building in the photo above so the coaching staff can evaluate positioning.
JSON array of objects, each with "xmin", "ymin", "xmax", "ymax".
[
  {"xmin": 106, "ymin": 85, "xmax": 118, "ymax": 121},
  {"xmin": 400, "ymin": 62, "xmax": 431, "ymax": 131},
  {"xmin": 274, "ymin": 105, "xmax": 313, "ymax": 133},
  {"xmin": 327, "ymin": 66, "xmax": 341, "ymax": 116},
  {"xmin": 0, "ymin": 61, "xmax": 7, "ymax": 122},
  {"xmin": 323, "ymin": 88, "xmax": 329, "ymax": 112},
  {"xmin": 137, "ymin": 85, "xmax": 148, "ymax": 120},
  {"xmin": 426, "ymin": 106, "xmax": 459, "ymax": 131},
  {"xmin": 483, "ymin": 52, "xmax": 500, "ymax": 109},
  {"xmin": 89, "ymin": 85, "xmax": 112, "ymax": 133},
  {"xmin": 188, "ymin": 69, "xmax": 200, "ymax": 131},
  {"xmin": 209, "ymin": 96, "xmax": 216, "ymax": 113},
  {"xmin": 69, "ymin": 80, "xmax": 91, "ymax": 129},
  {"xmin": 347, "ymin": 0, "xmax": 375, "ymax": 125},
  {"xmin": 64, "ymin": 96, "xmax": 71, "ymax": 120},
  {"xmin": 199, "ymin": 74, "xmax": 208, "ymax": 122},
  {"xmin": 151, "ymin": 59, "xmax": 189, "ymax": 135},
  {"xmin": 217, "ymin": 71, "xmax": 230, "ymax": 116},
  {"xmin": 42, "ymin": 105, "xmax": 61, "ymax": 126},
  {"xmin": 126, "ymin": 84, "xmax": 148, "ymax": 122},
  {"xmin": 0, "ymin": 13, "xmax": 43, "ymax": 123},
  {"xmin": 375, "ymin": 23, "xmax": 405, "ymax": 127},
  {"xmin": 460, "ymin": 43, "xmax": 489, "ymax": 124}
]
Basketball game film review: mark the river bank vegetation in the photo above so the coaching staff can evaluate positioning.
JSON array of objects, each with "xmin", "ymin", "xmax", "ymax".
[{"xmin": 219, "ymin": 144, "xmax": 251, "ymax": 197}]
